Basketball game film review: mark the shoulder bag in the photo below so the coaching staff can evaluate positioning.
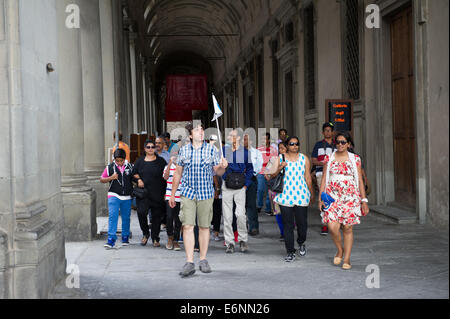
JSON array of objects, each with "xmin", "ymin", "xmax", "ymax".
[{"xmin": 267, "ymin": 154, "xmax": 285, "ymax": 193}]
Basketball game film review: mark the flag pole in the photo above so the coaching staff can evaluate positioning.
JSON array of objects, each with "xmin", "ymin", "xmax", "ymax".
[
  {"xmin": 215, "ymin": 118, "xmax": 224, "ymax": 159},
  {"xmin": 211, "ymin": 94, "xmax": 224, "ymax": 159}
]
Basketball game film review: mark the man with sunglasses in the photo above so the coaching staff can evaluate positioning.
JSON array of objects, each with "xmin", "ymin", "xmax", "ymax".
[{"xmin": 311, "ymin": 122, "xmax": 336, "ymax": 236}]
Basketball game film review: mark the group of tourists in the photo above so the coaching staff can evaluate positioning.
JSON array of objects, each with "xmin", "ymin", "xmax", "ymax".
[{"xmin": 101, "ymin": 121, "xmax": 370, "ymax": 277}]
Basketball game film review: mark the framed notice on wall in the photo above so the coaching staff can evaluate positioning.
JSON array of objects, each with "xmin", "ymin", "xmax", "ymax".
[{"xmin": 325, "ymin": 99, "xmax": 353, "ymax": 134}]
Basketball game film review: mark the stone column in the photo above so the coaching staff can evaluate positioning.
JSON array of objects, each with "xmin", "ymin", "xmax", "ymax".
[
  {"xmin": 263, "ymin": 36, "xmax": 274, "ymax": 129},
  {"xmin": 57, "ymin": 0, "xmax": 96, "ymax": 241},
  {"xmin": 99, "ymin": 0, "xmax": 117, "ymax": 164},
  {"xmin": 122, "ymin": 24, "xmax": 133, "ymax": 139},
  {"xmin": 129, "ymin": 32, "xmax": 138, "ymax": 133},
  {"xmin": 80, "ymin": 0, "xmax": 107, "ymax": 217}
]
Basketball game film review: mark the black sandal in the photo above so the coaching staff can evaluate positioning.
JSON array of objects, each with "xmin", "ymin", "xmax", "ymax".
[{"xmin": 141, "ymin": 235, "xmax": 149, "ymax": 246}]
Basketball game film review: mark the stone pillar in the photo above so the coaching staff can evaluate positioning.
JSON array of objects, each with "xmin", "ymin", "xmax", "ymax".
[
  {"xmin": 129, "ymin": 32, "xmax": 138, "ymax": 133},
  {"xmin": 263, "ymin": 36, "xmax": 273, "ymax": 130},
  {"xmin": 1, "ymin": 0, "xmax": 66, "ymax": 298},
  {"xmin": 80, "ymin": 0, "xmax": 107, "ymax": 217},
  {"xmin": 122, "ymin": 24, "xmax": 133, "ymax": 139},
  {"xmin": 57, "ymin": 0, "xmax": 96, "ymax": 241},
  {"xmin": 99, "ymin": 0, "xmax": 117, "ymax": 164}
]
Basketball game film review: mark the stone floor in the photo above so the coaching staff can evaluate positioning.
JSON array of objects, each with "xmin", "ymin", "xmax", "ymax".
[{"xmin": 50, "ymin": 207, "xmax": 449, "ymax": 299}]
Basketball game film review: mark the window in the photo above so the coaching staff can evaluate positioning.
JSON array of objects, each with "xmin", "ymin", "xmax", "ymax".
[
  {"xmin": 285, "ymin": 22, "xmax": 294, "ymax": 43},
  {"xmin": 257, "ymin": 54, "xmax": 264, "ymax": 127},
  {"xmin": 285, "ymin": 71, "xmax": 294, "ymax": 135},
  {"xmin": 343, "ymin": 0, "xmax": 360, "ymax": 100},
  {"xmin": 304, "ymin": 5, "xmax": 316, "ymax": 110},
  {"xmin": 272, "ymin": 40, "xmax": 280, "ymax": 124}
]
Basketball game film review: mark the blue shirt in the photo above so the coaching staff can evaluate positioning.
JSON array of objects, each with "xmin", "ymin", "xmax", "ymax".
[
  {"xmin": 222, "ymin": 145, "xmax": 254, "ymax": 188},
  {"xmin": 159, "ymin": 150, "xmax": 170, "ymax": 163},
  {"xmin": 177, "ymin": 142, "xmax": 220, "ymax": 201},
  {"xmin": 247, "ymin": 147, "xmax": 263, "ymax": 176}
]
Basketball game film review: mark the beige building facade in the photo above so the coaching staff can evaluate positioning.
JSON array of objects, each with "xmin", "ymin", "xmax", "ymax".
[{"xmin": 0, "ymin": 0, "xmax": 448, "ymax": 298}]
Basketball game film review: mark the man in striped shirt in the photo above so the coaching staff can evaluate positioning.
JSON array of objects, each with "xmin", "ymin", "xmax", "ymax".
[
  {"xmin": 169, "ymin": 122, "xmax": 228, "ymax": 277},
  {"xmin": 163, "ymin": 155, "xmax": 183, "ymax": 251}
]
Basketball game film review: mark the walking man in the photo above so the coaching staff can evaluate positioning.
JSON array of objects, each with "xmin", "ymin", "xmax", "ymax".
[
  {"xmin": 156, "ymin": 136, "xmax": 171, "ymax": 163},
  {"xmin": 244, "ymin": 133, "xmax": 263, "ymax": 236},
  {"xmin": 311, "ymin": 122, "xmax": 336, "ymax": 235},
  {"xmin": 169, "ymin": 122, "xmax": 228, "ymax": 277},
  {"xmin": 222, "ymin": 129, "xmax": 254, "ymax": 253}
]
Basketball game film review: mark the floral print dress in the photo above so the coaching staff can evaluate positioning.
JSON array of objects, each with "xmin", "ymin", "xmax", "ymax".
[{"xmin": 321, "ymin": 155, "xmax": 362, "ymax": 225}]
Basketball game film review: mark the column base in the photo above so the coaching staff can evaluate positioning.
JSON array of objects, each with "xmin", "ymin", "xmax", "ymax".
[
  {"xmin": 62, "ymin": 187, "xmax": 97, "ymax": 241},
  {"xmin": 86, "ymin": 169, "xmax": 109, "ymax": 217}
]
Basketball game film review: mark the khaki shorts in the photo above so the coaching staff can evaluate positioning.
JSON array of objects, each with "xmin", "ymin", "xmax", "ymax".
[{"xmin": 179, "ymin": 196, "xmax": 214, "ymax": 228}]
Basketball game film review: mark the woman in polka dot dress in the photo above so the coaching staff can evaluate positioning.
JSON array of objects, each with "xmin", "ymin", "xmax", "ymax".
[{"xmin": 269, "ymin": 136, "xmax": 314, "ymax": 262}]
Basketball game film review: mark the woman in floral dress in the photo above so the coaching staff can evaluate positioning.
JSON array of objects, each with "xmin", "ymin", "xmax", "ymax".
[{"xmin": 318, "ymin": 131, "xmax": 369, "ymax": 270}]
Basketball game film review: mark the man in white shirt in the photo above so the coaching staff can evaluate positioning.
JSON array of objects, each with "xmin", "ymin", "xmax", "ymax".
[{"xmin": 244, "ymin": 133, "xmax": 263, "ymax": 236}]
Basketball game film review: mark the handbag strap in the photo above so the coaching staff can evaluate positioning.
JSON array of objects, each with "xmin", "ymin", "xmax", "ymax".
[{"xmin": 279, "ymin": 154, "xmax": 286, "ymax": 176}]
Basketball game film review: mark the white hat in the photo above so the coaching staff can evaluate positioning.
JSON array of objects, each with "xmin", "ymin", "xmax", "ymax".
[{"xmin": 210, "ymin": 134, "xmax": 218, "ymax": 141}]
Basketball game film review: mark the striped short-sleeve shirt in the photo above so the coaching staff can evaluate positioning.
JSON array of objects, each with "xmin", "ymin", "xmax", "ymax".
[
  {"xmin": 177, "ymin": 142, "xmax": 220, "ymax": 201},
  {"xmin": 164, "ymin": 163, "xmax": 181, "ymax": 202}
]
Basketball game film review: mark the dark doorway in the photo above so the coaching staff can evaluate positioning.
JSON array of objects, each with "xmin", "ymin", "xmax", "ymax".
[{"xmin": 390, "ymin": 3, "xmax": 416, "ymax": 207}]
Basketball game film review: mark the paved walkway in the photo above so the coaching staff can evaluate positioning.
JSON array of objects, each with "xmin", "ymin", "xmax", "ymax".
[{"xmin": 50, "ymin": 207, "xmax": 449, "ymax": 299}]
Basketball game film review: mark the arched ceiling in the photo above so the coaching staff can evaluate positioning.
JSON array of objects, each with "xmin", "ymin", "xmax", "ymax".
[{"xmin": 127, "ymin": 0, "xmax": 273, "ymax": 81}]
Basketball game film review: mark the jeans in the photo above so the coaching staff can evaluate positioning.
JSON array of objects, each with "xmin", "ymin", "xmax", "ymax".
[
  {"xmin": 279, "ymin": 205, "xmax": 308, "ymax": 254},
  {"xmin": 275, "ymin": 214, "xmax": 284, "ymax": 236},
  {"xmin": 107, "ymin": 197, "xmax": 132, "ymax": 241},
  {"xmin": 257, "ymin": 174, "xmax": 271, "ymax": 212},
  {"xmin": 246, "ymin": 180, "xmax": 258, "ymax": 231},
  {"xmin": 165, "ymin": 201, "xmax": 181, "ymax": 241}
]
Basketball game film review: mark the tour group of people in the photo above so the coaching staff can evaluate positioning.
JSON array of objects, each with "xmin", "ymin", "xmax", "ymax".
[{"xmin": 100, "ymin": 121, "xmax": 370, "ymax": 277}]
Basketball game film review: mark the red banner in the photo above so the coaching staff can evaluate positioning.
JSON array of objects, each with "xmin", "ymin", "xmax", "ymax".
[
  {"xmin": 165, "ymin": 108, "xmax": 192, "ymax": 122},
  {"xmin": 165, "ymin": 75, "xmax": 208, "ymax": 112}
]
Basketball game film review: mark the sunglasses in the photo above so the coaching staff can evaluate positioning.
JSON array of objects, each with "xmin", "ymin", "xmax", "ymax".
[
  {"xmin": 336, "ymin": 140, "xmax": 348, "ymax": 145},
  {"xmin": 145, "ymin": 146, "xmax": 156, "ymax": 149},
  {"xmin": 289, "ymin": 142, "xmax": 300, "ymax": 146}
]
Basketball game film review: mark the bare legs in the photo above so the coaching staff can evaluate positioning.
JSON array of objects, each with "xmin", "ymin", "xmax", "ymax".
[
  {"xmin": 183, "ymin": 225, "xmax": 195, "ymax": 263},
  {"xmin": 183, "ymin": 225, "xmax": 210, "ymax": 263},
  {"xmin": 198, "ymin": 227, "xmax": 210, "ymax": 261},
  {"xmin": 328, "ymin": 222, "xmax": 353, "ymax": 264}
]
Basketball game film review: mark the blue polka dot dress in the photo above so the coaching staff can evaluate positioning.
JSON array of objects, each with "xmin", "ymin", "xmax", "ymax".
[{"xmin": 274, "ymin": 153, "xmax": 311, "ymax": 207}]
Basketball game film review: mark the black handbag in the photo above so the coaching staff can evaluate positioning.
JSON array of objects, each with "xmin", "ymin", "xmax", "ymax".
[
  {"xmin": 225, "ymin": 172, "xmax": 246, "ymax": 189},
  {"xmin": 132, "ymin": 186, "xmax": 148, "ymax": 199},
  {"xmin": 267, "ymin": 155, "xmax": 285, "ymax": 193}
]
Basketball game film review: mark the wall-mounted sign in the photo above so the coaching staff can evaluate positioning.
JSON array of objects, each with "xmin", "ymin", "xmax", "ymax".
[{"xmin": 325, "ymin": 99, "xmax": 353, "ymax": 133}]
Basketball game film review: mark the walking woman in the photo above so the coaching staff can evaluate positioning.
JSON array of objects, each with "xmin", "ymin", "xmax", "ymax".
[
  {"xmin": 318, "ymin": 131, "xmax": 369, "ymax": 270},
  {"xmin": 133, "ymin": 140, "xmax": 167, "ymax": 247},
  {"xmin": 266, "ymin": 137, "xmax": 314, "ymax": 262}
]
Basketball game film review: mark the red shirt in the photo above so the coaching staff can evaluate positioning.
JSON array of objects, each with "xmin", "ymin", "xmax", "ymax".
[{"xmin": 257, "ymin": 145, "xmax": 278, "ymax": 174}]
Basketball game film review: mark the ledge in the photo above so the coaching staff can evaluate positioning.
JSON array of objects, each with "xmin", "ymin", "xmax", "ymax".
[{"xmin": 370, "ymin": 205, "xmax": 418, "ymax": 224}]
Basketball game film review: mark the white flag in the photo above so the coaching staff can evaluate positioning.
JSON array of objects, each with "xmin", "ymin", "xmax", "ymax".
[{"xmin": 211, "ymin": 94, "xmax": 223, "ymax": 122}]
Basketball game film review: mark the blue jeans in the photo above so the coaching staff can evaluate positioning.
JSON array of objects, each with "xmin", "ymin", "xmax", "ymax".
[
  {"xmin": 275, "ymin": 214, "xmax": 284, "ymax": 237},
  {"xmin": 108, "ymin": 197, "xmax": 132, "ymax": 241},
  {"xmin": 257, "ymin": 174, "xmax": 271, "ymax": 212}
]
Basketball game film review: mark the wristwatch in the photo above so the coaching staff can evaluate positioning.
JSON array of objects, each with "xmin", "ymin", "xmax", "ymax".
[{"xmin": 361, "ymin": 198, "xmax": 368, "ymax": 203}]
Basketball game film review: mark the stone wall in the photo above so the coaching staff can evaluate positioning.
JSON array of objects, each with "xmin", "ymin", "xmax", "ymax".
[
  {"xmin": 0, "ymin": 0, "xmax": 66, "ymax": 298},
  {"xmin": 426, "ymin": 0, "xmax": 449, "ymax": 228}
]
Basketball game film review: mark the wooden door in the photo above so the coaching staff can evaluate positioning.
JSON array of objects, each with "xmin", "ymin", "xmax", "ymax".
[{"xmin": 390, "ymin": 4, "xmax": 416, "ymax": 207}]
